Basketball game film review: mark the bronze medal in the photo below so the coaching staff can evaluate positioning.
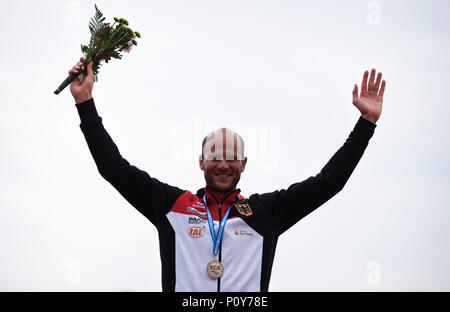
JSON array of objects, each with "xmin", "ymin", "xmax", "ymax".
[{"xmin": 206, "ymin": 259, "xmax": 224, "ymax": 279}]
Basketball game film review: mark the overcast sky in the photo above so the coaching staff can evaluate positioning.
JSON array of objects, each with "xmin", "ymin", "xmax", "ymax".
[{"xmin": 1, "ymin": 0, "xmax": 449, "ymax": 291}]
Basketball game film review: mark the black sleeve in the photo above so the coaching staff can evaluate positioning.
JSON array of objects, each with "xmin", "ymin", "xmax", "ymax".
[
  {"xmin": 75, "ymin": 98, "xmax": 185, "ymax": 225},
  {"xmin": 256, "ymin": 116, "xmax": 377, "ymax": 235}
]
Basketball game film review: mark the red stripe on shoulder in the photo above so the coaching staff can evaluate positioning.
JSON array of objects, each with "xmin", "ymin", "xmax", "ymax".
[
  {"xmin": 170, "ymin": 191, "xmax": 208, "ymax": 219},
  {"xmin": 170, "ymin": 191, "xmax": 247, "ymax": 221}
]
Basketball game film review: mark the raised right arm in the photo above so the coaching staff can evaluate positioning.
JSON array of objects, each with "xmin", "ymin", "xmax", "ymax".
[{"xmin": 69, "ymin": 59, "xmax": 185, "ymax": 225}]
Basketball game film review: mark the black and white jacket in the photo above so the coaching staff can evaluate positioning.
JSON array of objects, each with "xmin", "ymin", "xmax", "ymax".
[{"xmin": 75, "ymin": 98, "xmax": 376, "ymax": 292}]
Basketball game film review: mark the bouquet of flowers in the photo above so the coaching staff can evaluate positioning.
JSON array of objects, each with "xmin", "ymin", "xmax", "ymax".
[{"xmin": 54, "ymin": 5, "xmax": 141, "ymax": 95}]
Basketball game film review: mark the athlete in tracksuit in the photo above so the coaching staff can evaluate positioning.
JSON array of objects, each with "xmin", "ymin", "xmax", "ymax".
[{"xmin": 68, "ymin": 59, "xmax": 386, "ymax": 292}]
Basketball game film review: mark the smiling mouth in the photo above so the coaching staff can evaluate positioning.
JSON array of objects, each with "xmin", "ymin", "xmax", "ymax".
[{"xmin": 214, "ymin": 174, "xmax": 231, "ymax": 178}]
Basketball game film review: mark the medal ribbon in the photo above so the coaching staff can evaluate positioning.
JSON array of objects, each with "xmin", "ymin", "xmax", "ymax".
[{"xmin": 203, "ymin": 194, "xmax": 240, "ymax": 256}]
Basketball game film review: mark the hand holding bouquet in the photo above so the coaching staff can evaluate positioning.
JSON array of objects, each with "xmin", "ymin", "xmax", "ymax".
[{"xmin": 54, "ymin": 4, "xmax": 141, "ymax": 95}]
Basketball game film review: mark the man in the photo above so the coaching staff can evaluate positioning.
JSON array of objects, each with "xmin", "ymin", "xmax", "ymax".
[{"xmin": 68, "ymin": 58, "xmax": 386, "ymax": 292}]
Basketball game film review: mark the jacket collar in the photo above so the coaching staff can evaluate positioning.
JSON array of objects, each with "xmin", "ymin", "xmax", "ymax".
[{"xmin": 196, "ymin": 186, "xmax": 242, "ymax": 217}]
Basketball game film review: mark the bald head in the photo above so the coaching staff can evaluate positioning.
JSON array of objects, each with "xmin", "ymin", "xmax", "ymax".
[{"xmin": 201, "ymin": 127, "xmax": 245, "ymax": 161}]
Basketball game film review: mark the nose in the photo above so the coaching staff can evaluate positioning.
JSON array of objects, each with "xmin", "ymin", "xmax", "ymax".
[{"xmin": 216, "ymin": 159, "xmax": 230, "ymax": 171}]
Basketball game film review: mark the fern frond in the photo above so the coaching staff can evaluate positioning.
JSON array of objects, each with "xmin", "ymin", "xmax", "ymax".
[{"xmin": 88, "ymin": 4, "xmax": 106, "ymax": 35}]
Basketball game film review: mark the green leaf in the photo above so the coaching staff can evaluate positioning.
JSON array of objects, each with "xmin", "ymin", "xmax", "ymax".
[
  {"xmin": 81, "ymin": 44, "xmax": 89, "ymax": 54},
  {"xmin": 88, "ymin": 4, "xmax": 106, "ymax": 35}
]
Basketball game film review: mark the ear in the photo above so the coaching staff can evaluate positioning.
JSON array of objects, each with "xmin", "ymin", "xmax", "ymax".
[
  {"xmin": 240, "ymin": 157, "xmax": 248, "ymax": 173},
  {"xmin": 199, "ymin": 154, "xmax": 205, "ymax": 171}
]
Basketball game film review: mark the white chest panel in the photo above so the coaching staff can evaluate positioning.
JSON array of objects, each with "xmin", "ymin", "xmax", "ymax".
[{"xmin": 166, "ymin": 211, "xmax": 263, "ymax": 292}]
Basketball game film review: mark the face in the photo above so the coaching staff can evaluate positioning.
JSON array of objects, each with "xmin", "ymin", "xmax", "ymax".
[{"xmin": 199, "ymin": 129, "xmax": 247, "ymax": 196}]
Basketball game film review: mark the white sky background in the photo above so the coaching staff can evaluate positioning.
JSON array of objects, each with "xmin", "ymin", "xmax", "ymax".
[{"xmin": 0, "ymin": 0, "xmax": 449, "ymax": 291}]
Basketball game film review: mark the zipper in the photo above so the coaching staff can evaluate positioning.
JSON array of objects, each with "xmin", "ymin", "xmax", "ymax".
[{"xmin": 217, "ymin": 203, "xmax": 222, "ymax": 293}]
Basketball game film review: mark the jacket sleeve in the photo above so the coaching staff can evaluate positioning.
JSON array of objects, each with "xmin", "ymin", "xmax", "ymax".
[
  {"xmin": 258, "ymin": 116, "xmax": 377, "ymax": 235},
  {"xmin": 75, "ymin": 98, "xmax": 185, "ymax": 225}
]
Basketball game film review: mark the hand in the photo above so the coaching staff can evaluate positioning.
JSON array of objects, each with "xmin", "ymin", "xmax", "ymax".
[
  {"xmin": 352, "ymin": 68, "xmax": 386, "ymax": 124},
  {"xmin": 69, "ymin": 57, "xmax": 95, "ymax": 104}
]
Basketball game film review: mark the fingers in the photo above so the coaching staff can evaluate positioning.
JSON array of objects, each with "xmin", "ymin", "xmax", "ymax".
[
  {"xmin": 361, "ymin": 70, "xmax": 369, "ymax": 92},
  {"xmin": 368, "ymin": 68, "xmax": 376, "ymax": 91},
  {"xmin": 352, "ymin": 83, "xmax": 359, "ymax": 100},
  {"xmin": 374, "ymin": 72, "xmax": 382, "ymax": 93},
  {"xmin": 68, "ymin": 67, "xmax": 78, "ymax": 75},
  {"xmin": 86, "ymin": 61, "xmax": 94, "ymax": 77},
  {"xmin": 379, "ymin": 80, "xmax": 386, "ymax": 97},
  {"xmin": 68, "ymin": 58, "xmax": 86, "ymax": 75},
  {"xmin": 69, "ymin": 58, "xmax": 83, "ymax": 75},
  {"xmin": 361, "ymin": 68, "xmax": 384, "ymax": 93},
  {"xmin": 356, "ymin": 67, "xmax": 386, "ymax": 104}
]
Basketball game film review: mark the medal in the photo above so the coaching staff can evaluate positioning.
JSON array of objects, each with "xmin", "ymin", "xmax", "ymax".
[
  {"xmin": 206, "ymin": 259, "xmax": 224, "ymax": 279},
  {"xmin": 202, "ymin": 194, "xmax": 241, "ymax": 279}
]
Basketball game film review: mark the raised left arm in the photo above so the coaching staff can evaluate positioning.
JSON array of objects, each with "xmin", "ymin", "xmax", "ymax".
[{"xmin": 257, "ymin": 68, "xmax": 386, "ymax": 235}]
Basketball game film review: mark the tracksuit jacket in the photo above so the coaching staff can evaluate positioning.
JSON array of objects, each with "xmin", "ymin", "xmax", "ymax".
[{"xmin": 75, "ymin": 98, "xmax": 376, "ymax": 292}]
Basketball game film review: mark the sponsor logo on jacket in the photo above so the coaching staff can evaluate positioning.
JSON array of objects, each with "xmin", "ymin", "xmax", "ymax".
[
  {"xmin": 192, "ymin": 201, "xmax": 206, "ymax": 209},
  {"xmin": 187, "ymin": 226, "xmax": 205, "ymax": 238},
  {"xmin": 188, "ymin": 216, "xmax": 206, "ymax": 225},
  {"xmin": 187, "ymin": 207, "xmax": 207, "ymax": 218},
  {"xmin": 234, "ymin": 229, "xmax": 254, "ymax": 236}
]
